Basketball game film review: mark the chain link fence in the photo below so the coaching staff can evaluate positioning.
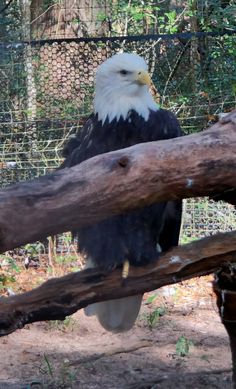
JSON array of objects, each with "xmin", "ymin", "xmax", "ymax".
[{"xmin": 181, "ymin": 198, "xmax": 236, "ymax": 243}]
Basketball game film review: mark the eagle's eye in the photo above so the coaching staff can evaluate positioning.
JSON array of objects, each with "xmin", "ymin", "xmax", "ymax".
[{"xmin": 119, "ymin": 69, "xmax": 128, "ymax": 75}]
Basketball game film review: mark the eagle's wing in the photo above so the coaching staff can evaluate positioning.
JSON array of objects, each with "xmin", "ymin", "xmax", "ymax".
[
  {"xmin": 61, "ymin": 115, "xmax": 95, "ymax": 166},
  {"xmin": 159, "ymin": 200, "xmax": 183, "ymax": 252}
]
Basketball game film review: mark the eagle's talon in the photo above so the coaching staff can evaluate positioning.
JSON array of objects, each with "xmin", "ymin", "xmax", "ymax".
[{"xmin": 122, "ymin": 260, "xmax": 130, "ymax": 280}]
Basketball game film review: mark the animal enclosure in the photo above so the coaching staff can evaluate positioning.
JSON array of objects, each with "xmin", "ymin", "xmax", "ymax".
[{"xmin": 0, "ymin": 2, "xmax": 236, "ymax": 388}]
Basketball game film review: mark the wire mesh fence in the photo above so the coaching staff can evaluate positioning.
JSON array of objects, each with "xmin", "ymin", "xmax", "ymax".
[
  {"xmin": 181, "ymin": 198, "xmax": 236, "ymax": 243},
  {"xmin": 1, "ymin": 33, "xmax": 235, "ymax": 182},
  {"xmin": 0, "ymin": 2, "xmax": 235, "ymax": 240}
]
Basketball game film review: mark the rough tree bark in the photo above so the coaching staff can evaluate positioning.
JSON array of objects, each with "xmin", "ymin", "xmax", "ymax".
[
  {"xmin": 0, "ymin": 111, "xmax": 236, "ymax": 253},
  {"xmin": 0, "ymin": 230, "xmax": 235, "ymax": 336}
]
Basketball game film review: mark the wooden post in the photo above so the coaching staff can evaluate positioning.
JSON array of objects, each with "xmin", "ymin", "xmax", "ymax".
[{"xmin": 213, "ymin": 265, "xmax": 236, "ymax": 388}]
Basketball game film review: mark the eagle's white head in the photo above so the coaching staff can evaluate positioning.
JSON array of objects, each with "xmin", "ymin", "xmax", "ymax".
[{"xmin": 94, "ymin": 53, "xmax": 159, "ymax": 124}]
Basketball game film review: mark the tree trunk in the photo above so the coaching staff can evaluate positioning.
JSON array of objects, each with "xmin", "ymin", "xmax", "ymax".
[{"xmin": 30, "ymin": 0, "xmax": 109, "ymax": 39}]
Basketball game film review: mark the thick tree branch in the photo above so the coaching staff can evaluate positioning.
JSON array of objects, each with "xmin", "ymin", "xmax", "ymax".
[
  {"xmin": 0, "ymin": 230, "xmax": 236, "ymax": 336},
  {"xmin": 0, "ymin": 111, "xmax": 236, "ymax": 253}
]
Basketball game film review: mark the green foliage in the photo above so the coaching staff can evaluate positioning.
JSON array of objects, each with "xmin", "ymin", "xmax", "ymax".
[
  {"xmin": 5, "ymin": 257, "xmax": 21, "ymax": 273},
  {"xmin": 0, "ymin": 273, "xmax": 16, "ymax": 289},
  {"xmin": 0, "ymin": 255, "xmax": 21, "ymax": 290},
  {"xmin": 175, "ymin": 336, "xmax": 194, "ymax": 357},
  {"xmin": 46, "ymin": 316, "xmax": 77, "ymax": 332},
  {"xmin": 180, "ymin": 235, "xmax": 198, "ymax": 244},
  {"xmin": 0, "ymin": 0, "xmax": 22, "ymax": 41},
  {"xmin": 54, "ymin": 255, "xmax": 78, "ymax": 265},
  {"xmin": 41, "ymin": 0, "xmax": 58, "ymax": 13},
  {"xmin": 42, "ymin": 354, "xmax": 54, "ymax": 378},
  {"xmin": 96, "ymin": 0, "xmax": 236, "ymax": 36},
  {"xmin": 145, "ymin": 293, "xmax": 159, "ymax": 305},
  {"xmin": 145, "ymin": 306, "xmax": 166, "ymax": 329},
  {"xmin": 103, "ymin": 0, "xmax": 183, "ymax": 35},
  {"xmin": 197, "ymin": 0, "xmax": 236, "ymax": 31},
  {"xmin": 25, "ymin": 242, "xmax": 45, "ymax": 256},
  {"xmin": 0, "ymin": 255, "xmax": 21, "ymax": 272},
  {"xmin": 40, "ymin": 353, "xmax": 77, "ymax": 387}
]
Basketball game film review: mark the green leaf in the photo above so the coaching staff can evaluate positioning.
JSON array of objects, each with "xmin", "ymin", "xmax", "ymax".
[
  {"xmin": 176, "ymin": 336, "xmax": 194, "ymax": 357},
  {"xmin": 146, "ymin": 306, "xmax": 166, "ymax": 328},
  {"xmin": 7, "ymin": 258, "xmax": 21, "ymax": 273},
  {"xmin": 146, "ymin": 294, "xmax": 158, "ymax": 305}
]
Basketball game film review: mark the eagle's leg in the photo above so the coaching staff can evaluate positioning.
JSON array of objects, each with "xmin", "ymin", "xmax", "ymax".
[{"xmin": 122, "ymin": 259, "xmax": 130, "ymax": 280}]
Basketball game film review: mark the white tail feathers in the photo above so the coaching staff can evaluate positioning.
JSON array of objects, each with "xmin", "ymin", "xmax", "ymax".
[{"xmin": 84, "ymin": 295, "xmax": 143, "ymax": 332}]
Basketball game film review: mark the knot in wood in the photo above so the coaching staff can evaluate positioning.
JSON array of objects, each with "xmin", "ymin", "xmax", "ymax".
[{"xmin": 118, "ymin": 156, "xmax": 129, "ymax": 168}]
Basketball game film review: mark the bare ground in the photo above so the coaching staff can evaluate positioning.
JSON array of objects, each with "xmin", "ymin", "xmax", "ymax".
[{"xmin": 0, "ymin": 275, "xmax": 233, "ymax": 389}]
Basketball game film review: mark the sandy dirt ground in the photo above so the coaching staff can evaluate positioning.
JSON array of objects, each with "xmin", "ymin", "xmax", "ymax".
[{"xmin": 0, "ymin": 276, "xmax": 233, "ymax": 389}]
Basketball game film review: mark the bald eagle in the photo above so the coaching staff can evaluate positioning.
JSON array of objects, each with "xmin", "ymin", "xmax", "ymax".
[{"xmin": 62, "ymin": 53, "xmax": 182, "ymax": 332}]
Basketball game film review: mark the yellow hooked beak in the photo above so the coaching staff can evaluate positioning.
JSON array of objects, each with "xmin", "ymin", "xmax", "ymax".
[{"xmin": 135, "ymin": 70, "xmax": 152, "ymax": 86}]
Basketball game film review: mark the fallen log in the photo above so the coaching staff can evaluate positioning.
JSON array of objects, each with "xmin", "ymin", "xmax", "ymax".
[
  {"xmin": 0, "ymin": 230, "xmax": 235, "ymax": 336},
  {"xmin": 0, "ymin": 110, "xmax": 236, "ymax": 253}
]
